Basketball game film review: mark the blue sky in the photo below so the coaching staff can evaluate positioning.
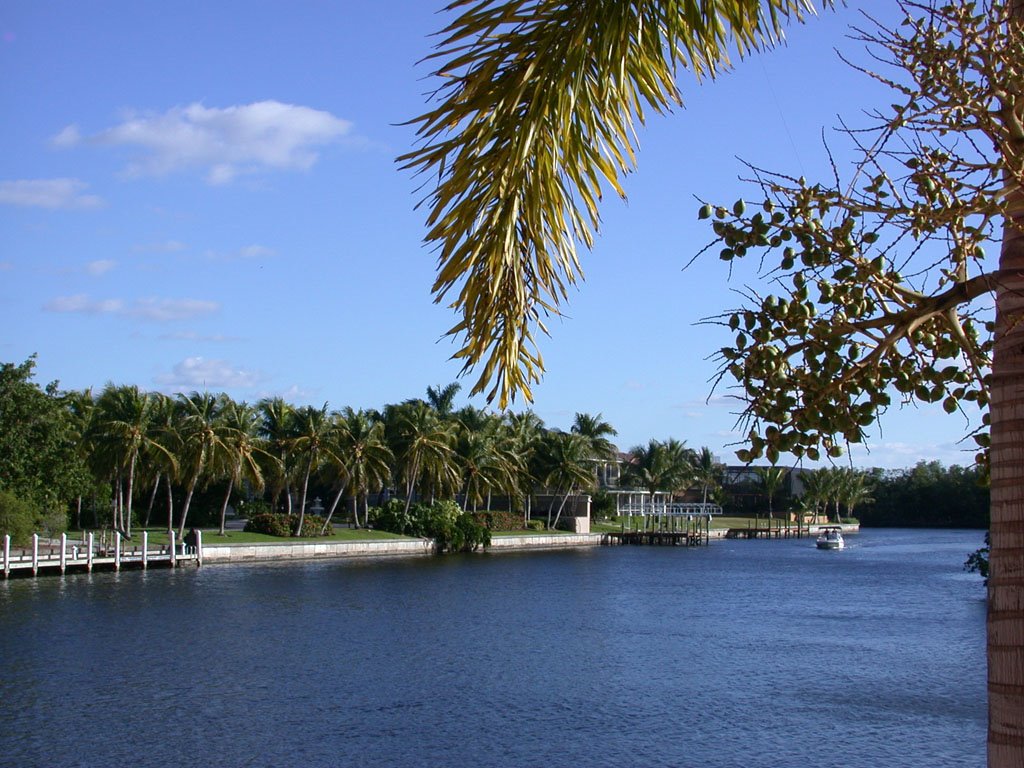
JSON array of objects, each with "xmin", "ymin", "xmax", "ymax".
[{"xmin": 0, "ymin": 1, "xmax": 984, "ymax": 469}]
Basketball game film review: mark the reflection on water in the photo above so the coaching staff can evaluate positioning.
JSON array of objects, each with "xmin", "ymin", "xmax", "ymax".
[{"xmin": 0, "ymin": 528, "xmax": 986, "ymax": 768}]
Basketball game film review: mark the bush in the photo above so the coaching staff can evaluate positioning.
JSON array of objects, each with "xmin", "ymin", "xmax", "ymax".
[
  {"xmin": 370, "ymin": 499, "xmax": 490, "ymax": 552},
  {"xmin": 480, "ymin": 509, "xmax": 521, "ymax": 531},
  {"xmin": 244, "ymin": 512, "xmax": 333, "ymax": 538},
  {"xmin": 526, "ymin": 519, "xmax": 545, "ymax": 531},
  {"xmin": 591, "ymin": 490, "xmax": 617, "ymax": 521},
  {"xmin": 0, "ymin": 489, "xmax": 39, "ymax": 546},
  {"xmin": 237, "ymin": 498, "xmax": 271, "ymax": 518},
  {"xmin": 245, "ymin": 513, "xmax": 291, "ymax": 537}
]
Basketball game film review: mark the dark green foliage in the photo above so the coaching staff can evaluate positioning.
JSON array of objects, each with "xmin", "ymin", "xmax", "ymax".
[
  {"xmin": 237, "ymin": 498, "xmax": 271, "ymax": 518},
  {"xmin": 479, "ymin": 510, "xmax": 521, "ymax": 531},
  {"xmin": 245, "ymin": 513, "xmax": 292, "ymax": 537},
  {"xmin": 591, "ymin": 490, "xmax": 617, "ymax": 521},
  {"xmin": 964, "ymin": 532, "xmax": 990, "ymax": 584},
  {"xmin": 370, "ymin": 499, "xmax": 490, "ymax": 552},
  {"xmin": 858, "ymin": 461, "xmax": 989, "ymax": 528},
  {"xmin": 244, "ymin": 512, "xmax": 333, "ymax": 538},
  {"xmin": 0, "ymin": 357, "xmax": 89, "ymax": 519},
  {"xmin": 525, "ymin": 519, "xmax": 545, "ymax": 531},
  {"xmin": 0, "ymin": 489, "xmax": 40, "ymax": 546}
]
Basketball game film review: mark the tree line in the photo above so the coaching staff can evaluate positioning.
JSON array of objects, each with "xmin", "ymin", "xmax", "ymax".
[
  {"xmin": 0, "ymin": 357, "xmax": 705, "ymax": 541},
  {"xmin": 1, "ymin": 356, "xmax": 990, "ymax": 546}
]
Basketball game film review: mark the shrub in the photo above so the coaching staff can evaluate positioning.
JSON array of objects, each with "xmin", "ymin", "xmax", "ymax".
[
  {"xmin": 370, "ymin": 499, "xmax": 490, "ymax": 552},
  {"xmin": 591, "ymin": 490, "xmax": 617, "ymax": 521},
  {"xmin": 244, "ymin": 512, "xmax": 333, "ymax": 538},
  {"xmin": 237, "ymin": 498, "xmax": 271, "ymax": 518},
  {"xmin": 526, "ymin": 519, "xmax": 545, "ymax": 531},
  {"xmin": 480, "ymin": 510, "xmax": 521, "ymax": 531},
  {"xmin": 245, "ymin": 513, "xmax": 292, "ymax": 537},
  {"xmin": 0, "ymin": 489, "xmax": 39, "ymax": 546}
]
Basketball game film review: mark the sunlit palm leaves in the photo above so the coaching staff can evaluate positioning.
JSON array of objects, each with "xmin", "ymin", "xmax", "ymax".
[{"xmin": 402, "ymin": 0, "xmax": 819, "ymax": 407}]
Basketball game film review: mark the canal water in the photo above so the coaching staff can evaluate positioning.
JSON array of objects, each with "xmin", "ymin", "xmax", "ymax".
[{"xmin": 0, "ymin": 528, "xmax": 986, "ymax": 767}]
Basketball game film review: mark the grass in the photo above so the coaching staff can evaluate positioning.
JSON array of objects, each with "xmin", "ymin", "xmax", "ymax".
[
  {"xmin": 491, "ymin": 528, "xmax": 574, "ymax": 536},
  {"xmin": 124, "ymin": 526, "xmax": 413, "ymax": 547}
]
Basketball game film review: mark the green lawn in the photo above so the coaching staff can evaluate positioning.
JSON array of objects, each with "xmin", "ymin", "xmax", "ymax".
[
  {"xmin": 491, "ymin": 528, "xmax": 575, "ymax": 536},
  {"xmin": 132, "ymin": 527, "xmax": 413, "ymax": 546}
]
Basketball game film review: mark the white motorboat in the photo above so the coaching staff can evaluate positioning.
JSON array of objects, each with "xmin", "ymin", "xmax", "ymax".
[{"xmin": 816, "ymin": 526, "xmax": 845, "ymax": 550}]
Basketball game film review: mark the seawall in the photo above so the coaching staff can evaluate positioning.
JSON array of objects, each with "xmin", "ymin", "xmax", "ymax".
[{"xmin": 200, "ymin": 532, "xmax": 606, "ymax": 565}]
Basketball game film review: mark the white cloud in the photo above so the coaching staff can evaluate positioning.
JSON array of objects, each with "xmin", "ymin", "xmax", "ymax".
[
  {"xmin": 44, "ymin": 295, "xmax": 124, "ymax": 314},
  {"xmin": 85, "ymin": 259, "xmax": 116, "ymax": 276},
  {"xmin": 44, "ymin": 294, "xmax": 219, "ymax": 321},
  {"xmin": 128, "ymin": 298, "xmax": 220, "ymax": 322},
  {"xmin": 154, "ymin": 357, "xmax": 265, "ymax": 389},
  {"xmin": 0, "ymin": 178, "xmax": 103, "ymax": 209},
  {"xmin": 51, "ymin": 124, "xmax": 81, "ymax": 148},
  {"xmin": 133, "ymin": 240, "xmax": 187, "ymax": 254},
  {"xmin": 159, "ymin": 330, "xmax": 241, "ymax": 343},
  {"xmin": 236, "ymin": 244, "xmax": 275, "ymax": 259},
  {"xmin": 205, "ymin": 243, "xmax": 276, "ymax": 260},
  {"xmin": 67, "ymin": 101, "xmax": 352, "ymax": 184}
]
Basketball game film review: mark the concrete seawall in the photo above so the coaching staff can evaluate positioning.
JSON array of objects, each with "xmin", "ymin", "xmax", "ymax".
[
  {"xmin": 201, "ymin": 538, "xmax": 437, "ymax": 563},
  {"xmin": 200, "ymin": 533, "xmax": 606, "ymax": 564}
]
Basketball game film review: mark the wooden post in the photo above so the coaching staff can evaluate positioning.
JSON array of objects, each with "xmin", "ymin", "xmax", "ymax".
[
  {"xmin": 60, "ymin": 532, "xmax": 67, "ymax": 574},
  {"xmin": 31, "ymin": 533, "xmax": 39, "ymax": 575},
  {"xmin": 87, "ymin": 532, "xmax": 94, "ymax": 572},
  {"xmin": 3, "ymin": 533, "xmax": 9, "ymax": 578},
  {"xmin": 196, "ymin": 530, "xmax": 203, "ymax": 567},
  {"xmin": 169, "ymin": 530, "xmax": 176, "ymax": 567},
  {"xmin": 114, "ymin": 532, "xmax": 121, "ymax": 571}
]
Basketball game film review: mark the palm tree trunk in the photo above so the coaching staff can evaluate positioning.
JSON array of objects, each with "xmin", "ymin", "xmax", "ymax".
[
  {"xmin": 551, "ymin": 487, "xmax": 573, "ymax": 531},
  {"xmin": 218, "ymin": 475, "xmax": 235, "ymax": 536},
  {"xmin": 988, "ymin": 48, "xmax": 1024, "ymax": 760},
  {"xmin": 403, "ymin": 456, "xmax": 421, "ymax": 516},
  {"xmin": 322, "ymin": 485, "xmax": 346, "ymax": 535},
  {"xmin": 349, "ymin": 495, "xmax": 360, "ymax": 529},
  {"xmin": 166, "ymin": 479, "xmax": 175, "ymax": 535},
  {"xmin": 296, "ymin": 460, "xmax": 313, "ymax": 537},
  {"xmin": 144, "ymin": 473, "xmax": 161, "ymax": 528},
  {"xmin": 177, "ymin": 473, "xmax": 200, "ymax": 539},
  {"xmin": 124, "ymin": 451, "xmax": 137, "ymax": 539}
]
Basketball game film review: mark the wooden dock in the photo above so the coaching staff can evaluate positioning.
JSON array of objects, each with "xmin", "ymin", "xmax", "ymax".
[
  {"xmin": 725, "ymin": 523, "xmax": 807, "ymax": 540},
  {"xmin": 605, "ymin": 530, "xmax": 707, "ymax": 547},
  {"xmin": 3, "ymin": 531, "xmax": 201, "ymax": 578}
]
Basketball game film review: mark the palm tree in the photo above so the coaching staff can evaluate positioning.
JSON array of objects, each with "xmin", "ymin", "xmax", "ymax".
[
  {"xmin": 289, "ymin": 404, "xmax": 338, "ymax": 536},
  {"xmin": 91, "ymin": 384, "xmax": 170, "ymax": 538},
  {"xmin": 455, "ymin": 424, "xmax": 519, "ymax": 513},
  {"xmin": 139, "ymin": 392, "xmax": 179, "ymax": 530},
  {"xmin": 505, "ymin": 410, "xmax": 546, "ymax": 525},
  {"xmin": 258, "ymin": 397, "xmax": 296, "ymax": 515},
  {"xmin": 755, "ymin": 465, "xmax": 788, "ymax": 519},
  {"xmin": 573, "ymin": 411, "xmax": 618, "ymax": 483},
  {"xmin": 798, "ymin": 470, "xmax": 830, "ymax": 525},
  {"xmin": 175, "ymin": 391, "xmax": 230, "ymax": 539},
  {"xmin": 325, "ymin": 407, "xmax": 392, "ymax": 531},
  {"xmin": 691, "ymin": 446, "xmax": 721, "ymax": 505},
  {"xmin": 619, "ymin": 438, "xmax": 694, "ymax": 514},
  {"xmin": 538, "ymin": 431, "xmax": 596, "ymax": 530},
  {"xmin": 216, "ymin": 400, "xmax": 273, "ymax": 536},
  {"xmin": 426, "ymin": 382, "xmax": 461, "ymax": 418},
  {"xmin": 385, "ymin": 401, "xmax": 457, "ymax": 516},
  {"xmin": 400, "ymin": 0, "xmax": 819, "ymax": 408},
  {"xmin": 834, "ymin": 468, "xmax": 873, "ymax": 522}
]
